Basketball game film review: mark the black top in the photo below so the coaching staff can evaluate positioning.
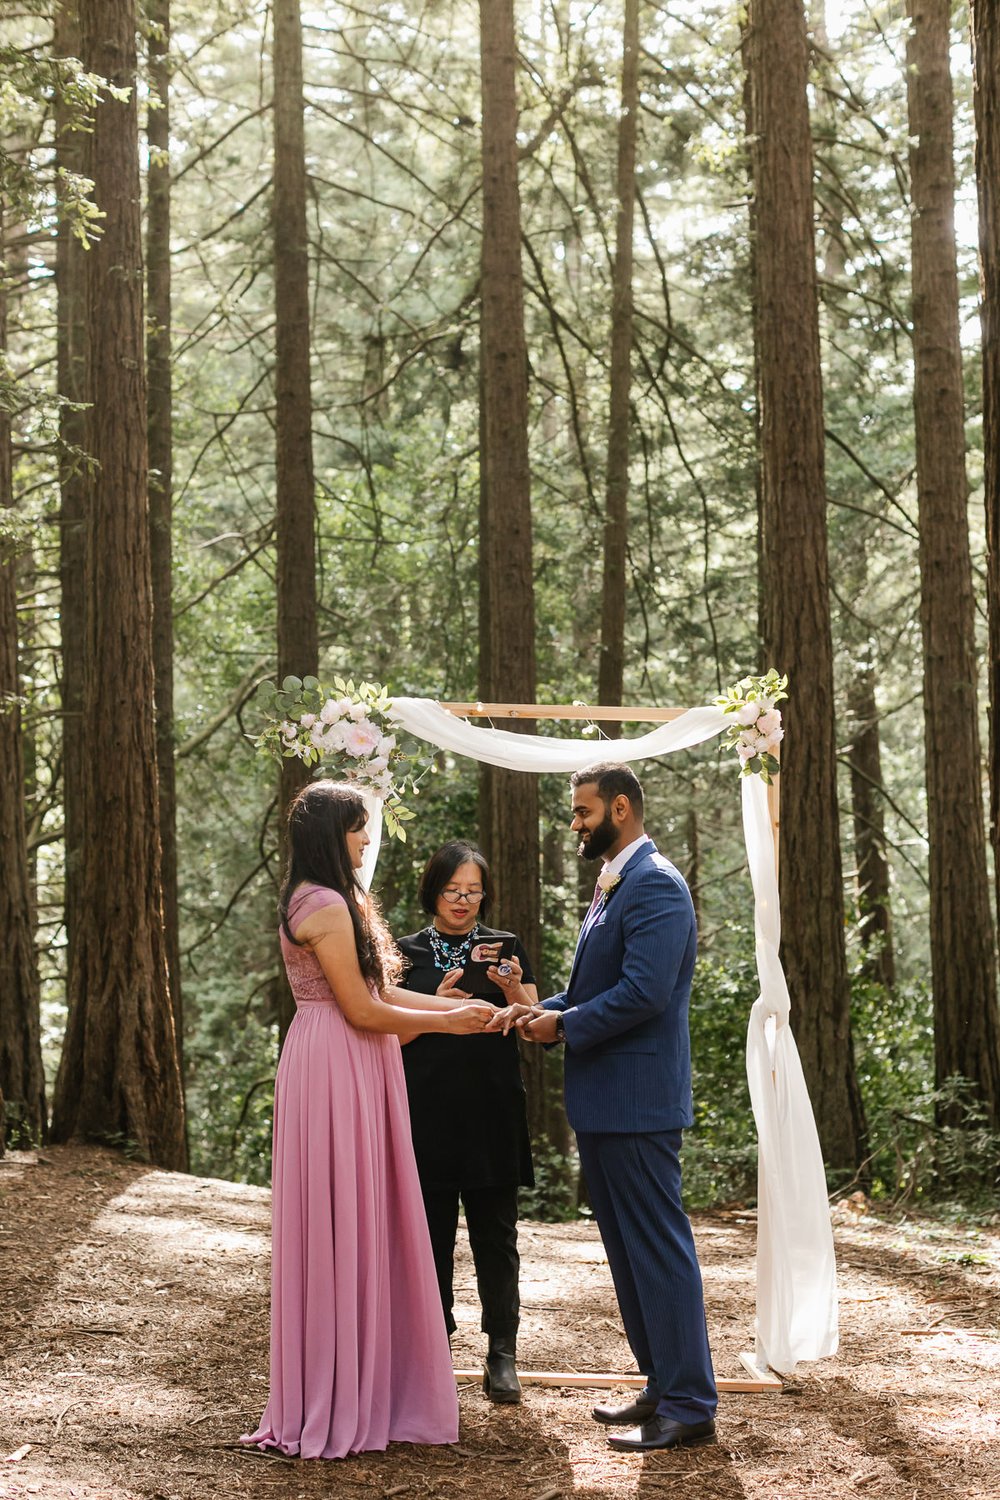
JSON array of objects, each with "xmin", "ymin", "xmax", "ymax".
[{"xmin": 398, "ymin": 924, "xmax": 535, "ymax": 1191}]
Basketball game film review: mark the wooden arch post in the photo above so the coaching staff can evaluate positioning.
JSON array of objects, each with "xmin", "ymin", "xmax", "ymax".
[{"xmin": 438, "ymin": 701, "xmax": 783, "ymax": 1394}]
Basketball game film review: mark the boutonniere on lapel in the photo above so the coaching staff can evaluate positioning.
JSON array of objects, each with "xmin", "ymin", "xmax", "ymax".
[{"xmin": 596, "ymin": 869, "xmax": 622, "ymax": 902}]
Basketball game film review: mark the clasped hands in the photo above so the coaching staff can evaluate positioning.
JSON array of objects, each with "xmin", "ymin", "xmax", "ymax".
[
  {"xmin": 435, "ymin": 957, "xmax": 558, "ymax": 1040},
  {"xmin": 488, "ymin": 1004, "xmax": 558, "ymax": 1042}
]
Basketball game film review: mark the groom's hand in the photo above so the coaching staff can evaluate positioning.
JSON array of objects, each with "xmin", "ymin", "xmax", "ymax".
[
  {"xmin": 484, "ymin": 1001, "xmax": 536, "ymax": 1035},
  {"xmin": 519, "ymin": 1009, "xmax": 559, "ymax": 1044}
]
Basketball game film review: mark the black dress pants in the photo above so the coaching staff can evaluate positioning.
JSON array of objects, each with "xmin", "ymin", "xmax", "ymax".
[{"xmin": 420, "ymin": 1183, "xmax": 520, "ymax": 1338}]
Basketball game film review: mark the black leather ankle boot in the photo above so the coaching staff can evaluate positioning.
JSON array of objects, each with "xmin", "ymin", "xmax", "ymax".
[{"xmin": 483, "ymin": 1333, "xmax": 521, "ymax": 1404}]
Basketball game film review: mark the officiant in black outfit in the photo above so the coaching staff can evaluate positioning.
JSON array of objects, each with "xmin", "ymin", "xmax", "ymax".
[{"xmin": 397, "ymin": 840, "xmax": 535, "ymax": 1405}]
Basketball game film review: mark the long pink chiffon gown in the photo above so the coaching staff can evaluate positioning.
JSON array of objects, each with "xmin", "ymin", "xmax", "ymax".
[{"xmin": 243, "ymin": 883, "xmax": 459, "ymax": 1458}]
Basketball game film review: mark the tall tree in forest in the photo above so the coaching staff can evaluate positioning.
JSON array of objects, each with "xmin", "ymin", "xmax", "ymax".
[
  {"xmin": 147, "ymin": 0, "xmax": 182, "ymax": 1062},
  {"xmin": 272, "ymin": 0, "xmax": 317, "ymax": 1039},
  {"xmin": 597, "ymin": 0, "xmax": 639, "ymax": 720},
  {"xmin": 744, "ymin": 0, "xmax": 866, "ymax": 1171},
  {"xmin": 906, "ymin": 0, "xmax": 1000, "ymax": 1126},
  {"xmin": 477, "ymin": 0, "xmax": 546, "ymax": 1135},
  {"xmin": 0, "ymin": 206, "xmax": 46, "ymax": 1147},
  {"xmin": 845, "ymin": 617, "xmax": 896, "ymax": 991},
  {"xmin": 972, "ymin": 4, "xmax": 1000, "ymax": 945},
  {"xmin": 50, "ymin": 0, "xmax": 186, "ymax": 1168},
  {"xmin": 54, "ymin": 0, "xmax": 88, "ymax": 999},
  {"xmin": 812, "ymin": 6, "xmax": 896, "ymax": 991}
]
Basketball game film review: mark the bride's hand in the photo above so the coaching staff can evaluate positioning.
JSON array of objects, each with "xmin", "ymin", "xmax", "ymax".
[
  {"xmin": 484, "ymin": 1002, "xmax": 541, "ymax": 1036},
  {"xmin": 436, "ymin": 967, "xmax": 471, "ymax": 1000},
  {"xmin": 447, "ymin": 1002, "xmax": 495, "ymax": 1034}
]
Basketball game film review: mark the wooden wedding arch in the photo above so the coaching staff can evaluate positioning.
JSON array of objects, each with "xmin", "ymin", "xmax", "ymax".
[{"xmin": 436, "ymin": 700, "xmax": 783, "ymax": 1395}]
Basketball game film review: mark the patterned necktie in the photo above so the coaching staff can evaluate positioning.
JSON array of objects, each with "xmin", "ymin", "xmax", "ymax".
[{"xmin": 580, "ymin": 879, "xmax": 606, "ymax": 943}]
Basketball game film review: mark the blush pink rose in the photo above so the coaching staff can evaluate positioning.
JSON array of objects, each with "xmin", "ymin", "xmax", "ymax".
[{"xmin": 343, "ymin": 720, "xmax": 380, "ymax": 757}]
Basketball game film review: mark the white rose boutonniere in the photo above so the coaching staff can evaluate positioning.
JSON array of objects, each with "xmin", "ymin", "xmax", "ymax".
[{"xmin": 596, "ymin": 868, "xmax": 623, "ymax": 897}]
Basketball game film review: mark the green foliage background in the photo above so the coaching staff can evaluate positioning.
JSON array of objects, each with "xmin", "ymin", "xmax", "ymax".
[{"xmin": 5, "ymin": 0, "xmax": 997, "ymax": 1206}]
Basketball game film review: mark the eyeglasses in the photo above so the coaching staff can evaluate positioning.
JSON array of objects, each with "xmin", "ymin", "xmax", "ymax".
[{"xmin": 440, "ymin": 889, "xmax": 484, "ymax": 904}]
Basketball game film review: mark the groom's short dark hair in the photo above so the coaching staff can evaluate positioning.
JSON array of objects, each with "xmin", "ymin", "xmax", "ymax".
[{"xmin": 571, "ymin": 762, "xmax": 644, "ymax": 818}]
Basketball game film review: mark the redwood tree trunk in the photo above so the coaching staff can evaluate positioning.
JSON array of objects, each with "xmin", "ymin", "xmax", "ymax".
[
  {"xmin": 477, "ymin": 0, "xmax": 546, "ymax": 1137},
  {"xmin": 0, "ymin": 206, "xmax": 47, "ymax": 1147},
  {"xmin": 597, "ymin": 0, "xmax": 639, "ymax": 721},
  {"xmin": 54, "ymin": 0, "xmax": 88, "ymax": 1003},
  {"xmin": 147, "ymin": 0, "xmax": 182, "ymax": 1069},
  {"xmin": 906, "ymin": 0, "xmax": 1000, "ymax": 1125},
  {"xmin": 272, "ymin": 0, "xmax": 318, "ymax": 1039},
  {"xmin": 846, "ymin": 627, "xmax": 896, "ymax": 991},
  {"xmin": 50, "ymin": 0, "xmax": 186, "ymax": 1168},
  {"xmin": 744, "ymin": 0, "xmax": 866, "ymax": 1171},
  {"xmin": 972, "ymin": 4, "xmax": 1000, "ymax": 946}
]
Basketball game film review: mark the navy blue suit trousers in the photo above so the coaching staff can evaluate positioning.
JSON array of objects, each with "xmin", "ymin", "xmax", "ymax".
[{"xmin": 576, "ymin": 1130, "xmax": 717, "ymax": 1424}]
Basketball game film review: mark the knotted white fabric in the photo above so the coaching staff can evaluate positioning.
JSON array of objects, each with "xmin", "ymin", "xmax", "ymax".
[
  {"xmin": 741, "ymin": 775, "xmax": 838, "ymax": 1370},
  {"xmin": 358, "ymin": 695, "xmax": 838, "ymax": 1373}
]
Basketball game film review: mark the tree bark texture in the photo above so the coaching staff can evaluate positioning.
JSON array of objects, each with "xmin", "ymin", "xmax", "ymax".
[
  {"xmin": 50, "ymin": 0, "xmax": 186, "ymax": 1168},
  {"xmin": 597, "ymin": 0, "xmax": 639, "ymax": 722},
  {"xmin": 744, "ymin": 0, "xmax": 866, "ymax": 1171},
  {"xmin": 147, "ymin": 0, "xmax": 182, "ymax": 1067},
  {"xmin": 846, "ymin": 629, "xmax": 896, "ymax": 991},
  {"xmin": 906, "ymin": 0, "xmax": 1000, "ymax": 1125},
  {"xmin": 477, "ymin": 0, "xmax": 546, "ymax": 1138},
  {"xmin": 54, "ymin": 0, "xmax": 88, "ymax": 1005},
  {"xmin": 971, "ymin": 3, "xmax": 1000, "ymax": 950},
  {"xmin": 272, "ymin": 0, "xmax": 318, "ymax": 1039},
  {"xmin": 0, "ymin": 206, "xmax": 47, "ymax": 1147}
]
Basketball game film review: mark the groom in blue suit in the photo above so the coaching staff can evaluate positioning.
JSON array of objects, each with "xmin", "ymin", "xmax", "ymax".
[{"xmin": 520, "ymin": 762, "xmax": 718, "ymax": 1451}]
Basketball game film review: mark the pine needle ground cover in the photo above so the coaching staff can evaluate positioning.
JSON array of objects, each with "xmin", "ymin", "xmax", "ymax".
[{"xmin": 0, "ymin": 1146, "xmax": 996, "ymax": 1500}]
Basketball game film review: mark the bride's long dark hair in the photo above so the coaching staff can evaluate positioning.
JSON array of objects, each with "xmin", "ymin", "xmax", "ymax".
[{"xmin": 278, "ymin": 780, "xmax": 401, "ymax": 991}]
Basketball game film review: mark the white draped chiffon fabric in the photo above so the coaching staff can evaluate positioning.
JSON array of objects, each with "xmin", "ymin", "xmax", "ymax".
[
  {"xmin": 741, "ymin": 776, "xmax": 839, "ymax": 1370},
  {"xmin": 359, "ymin": 696, "xmax": 838, "ymax": 1373}
]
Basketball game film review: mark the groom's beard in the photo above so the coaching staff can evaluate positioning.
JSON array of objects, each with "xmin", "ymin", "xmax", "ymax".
[{"xmin": 578, "ymin": 811, "xmax": 617, "ymax": 862}]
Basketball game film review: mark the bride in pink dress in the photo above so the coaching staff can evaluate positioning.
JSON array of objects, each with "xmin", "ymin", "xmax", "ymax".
[{"xmin": 243, "ymin": 780, "xmax": 494, "ymax": 1459}]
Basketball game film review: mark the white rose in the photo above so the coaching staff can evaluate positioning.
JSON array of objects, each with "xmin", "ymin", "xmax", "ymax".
[
  {"xmin": 309, "ymin": 723, "xmax": 327, "ymax": 748},
  {"xmin": 320, "ymin": 699, "xmax": 341, "ymax": 724},
  {"xmin": 757, "ymin": 695, "xmax": 775, "ymax": 714},
  {"xmin": 738, "ymin": 743, "xmax": 757, "ymax": 763},
  {"xmin": 323, "ymin": 722, "xmax": 348, "ymax": 752},
  {"xmin": 335, "ymin": 696, "xmax": 353, "ymax": 717},
  {"xmin": 349, "ymin": 701, "xmax": 368, "ymax": 721},
  {"xmin": 735, "ymin": 701, "xmax": 760, "ymax": 727},
  {"xmin": 756, "ymin": 708, "xmax": 781, "ymax": 735},
  {"xmin": 367, "ymin": 755, "xmax": 389, "ymax": 773},
  {"xmin": 739, "ymin": 728, "xmax": 758, "ymax": 750},
  {"xmin": 280, "ymin": 720, "xmax": 298, "ymax": 740},
  {"xmin": 754, "ymin": 732, "xmax": 771, "ymax": 753},
  {"xmin": 375, "ymin": 768, "xmax": 394, "ymax": 794},
  {"xmin": 300, "ymin": 712, "xmax": 316, "ymax": 728},
  {"xmin": 765, "ymin": 728, "xmax": 784, "ymax": 752},
  {"xmin": 376, "ymin": 734, "xmax": 396, "ymax": 757}
]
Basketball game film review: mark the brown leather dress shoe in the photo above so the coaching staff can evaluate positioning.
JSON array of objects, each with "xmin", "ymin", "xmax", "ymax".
[
  {"xmin": 607, "ymin": 1415, "xmax": 717, "ymax": 1452},
  {"xmin": 592, "ymin": 1394, "xmax": 659, "ymax": 1425}
]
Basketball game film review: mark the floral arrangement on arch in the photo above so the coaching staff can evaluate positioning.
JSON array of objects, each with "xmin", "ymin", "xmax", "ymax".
[
  {"xmin": 254, "ymin": 675, "xmax": 417, "ymax": 839},
  {"xmin": 715, "ymin": 669, "xmax": 787, "ymax": 784}
]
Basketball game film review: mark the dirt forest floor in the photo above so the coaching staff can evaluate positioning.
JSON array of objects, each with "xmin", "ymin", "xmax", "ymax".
[{"xmin": 0, "ymin": 1148, "xmax": 997, "ymax": 1500}]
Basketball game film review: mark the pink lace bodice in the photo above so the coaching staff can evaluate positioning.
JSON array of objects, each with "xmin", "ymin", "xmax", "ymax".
[{"xmin": 280, "ymin": 884, "xmax": 347, "ymax": 1006}]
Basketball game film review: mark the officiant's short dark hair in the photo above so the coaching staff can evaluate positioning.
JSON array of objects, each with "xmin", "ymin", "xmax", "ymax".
[
  {"xmin": 572, "ymin": 762, "xmax": 644, "ymax": 818},
  {"xmin": 419, "ymin": 840, "xmax": 496, "ymax": 918}
]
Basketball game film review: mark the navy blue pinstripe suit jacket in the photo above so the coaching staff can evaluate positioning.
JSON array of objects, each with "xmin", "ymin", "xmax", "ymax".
[{"xmin": 543, "ymin": 839, "xmax": 697, "ymax": 1135}]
